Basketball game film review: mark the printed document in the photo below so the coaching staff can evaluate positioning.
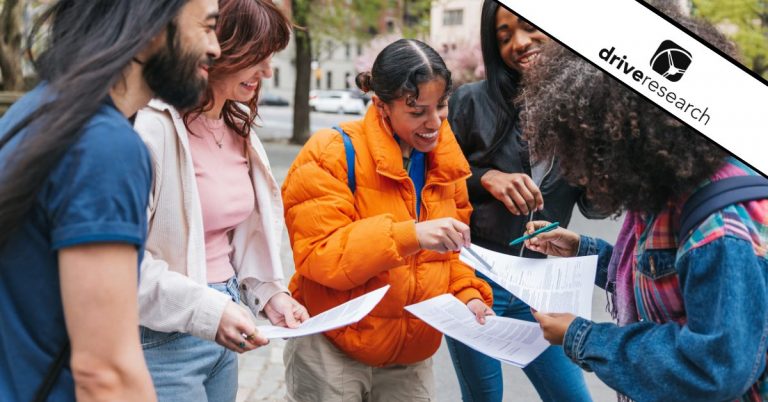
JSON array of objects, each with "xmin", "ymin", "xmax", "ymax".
[
  {"xmin": 460, "ymin": 245, "xmax": 597, "ymax": 319},
  {"xmin": 405, "ymin": 294, "xmax": 549, "ymax": 367},
  {"xmin": 256, "ymin": 285, "xmax": 390, "ymax": 339}
]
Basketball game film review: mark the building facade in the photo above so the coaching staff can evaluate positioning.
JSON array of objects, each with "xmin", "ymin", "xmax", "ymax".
[{"xmin": 430, "ymin": 0, "xmax": 481, "ymax": 53}]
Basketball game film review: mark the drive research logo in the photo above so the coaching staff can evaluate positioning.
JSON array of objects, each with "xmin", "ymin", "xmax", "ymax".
[
  {"xmin": 598, "ymin": 45, "xmax": 711, "ymax": 126},
  {"xmin": 650, "ymin": 40, "xmax": 692, "ymax": 82}
]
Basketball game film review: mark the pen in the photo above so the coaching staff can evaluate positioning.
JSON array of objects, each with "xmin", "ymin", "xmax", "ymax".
[
  {"xmin": 509, "ymin": 221, "xmax": 560, "ymax": 246},
  {"xmin": 462, "ymin": 246, "xmax": 495, "ymax": 273}
]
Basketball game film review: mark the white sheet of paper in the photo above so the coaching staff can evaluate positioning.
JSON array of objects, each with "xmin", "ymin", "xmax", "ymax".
[
  {"xmin": 405, "ymin": 294, "xmax": 549, "ymax": 368},
  {"xmin": 460, "ymin": 244, "xmax": 597, "ymax": 319},
  {"xmin": 256, "ymin": 285, "xmax": 390, "ymax": 339}
]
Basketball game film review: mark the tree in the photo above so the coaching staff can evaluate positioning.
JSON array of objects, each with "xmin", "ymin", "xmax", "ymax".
[
  {"xmin": 290, "ymin": 0, "xmax": 431, "ymax": 144},
  {"xmin": 291, "ymin": 0, "xmax": 312, "ymax": 145},
  {"xmin": 0, "ymin": 0, "xmax": 25, "ymax": 91},
  {"xmin": 438, "ymin": 40, "xmax": 484, "ymax": 86},
  {"xmin": 692, "ymin": 0, "xmax": 768, "ymax": 78}
]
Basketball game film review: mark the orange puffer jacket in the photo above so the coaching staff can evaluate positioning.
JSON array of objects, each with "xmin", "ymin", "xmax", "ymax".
[{"xmin": 282, "ymin": 106, "xmax": 493, "ymax": 367}]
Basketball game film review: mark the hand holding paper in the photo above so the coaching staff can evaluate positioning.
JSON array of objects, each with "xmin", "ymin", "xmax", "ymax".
[
  {"xmin": 531, "ymin": 310, "xmax": 576, "ymax": 345},
  {"xmin": 256, "ymin": 285, "xmax": 389, "ymax": 339},
  {"xmin": 406, "ymin": 294, "xmax": 549, "ymax": 367}
]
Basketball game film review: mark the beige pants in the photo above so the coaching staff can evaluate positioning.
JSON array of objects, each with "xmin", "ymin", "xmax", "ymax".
[{"xmin": 284, "ymin": 333, "xmax": 436, "ymax": 402}]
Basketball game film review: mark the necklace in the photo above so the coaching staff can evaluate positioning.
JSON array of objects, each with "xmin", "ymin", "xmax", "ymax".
[{"xmin": 212, "ymin": 131, "xmax": 224, "ymax": 148}]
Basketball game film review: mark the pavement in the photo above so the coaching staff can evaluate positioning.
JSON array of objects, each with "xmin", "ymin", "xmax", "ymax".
[{"xmin": 236, "ymin": 115, "xmax": 626, "ymax": 401}]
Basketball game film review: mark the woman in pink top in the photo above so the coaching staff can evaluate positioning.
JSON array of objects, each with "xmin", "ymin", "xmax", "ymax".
[{"xmin": 133, "ymin": 1, "xmax": 308, "ymax": 401}]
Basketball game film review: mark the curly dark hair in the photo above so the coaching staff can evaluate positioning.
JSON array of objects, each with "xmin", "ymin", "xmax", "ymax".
[{"xmin": 521, "ymin": 11, "xmax": 738, "ymax": 215}]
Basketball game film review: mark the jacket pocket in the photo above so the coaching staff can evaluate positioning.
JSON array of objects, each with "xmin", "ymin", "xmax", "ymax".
[{"xmin": 634, "ymin": 250, "xmax": 687, "ymax": 324}]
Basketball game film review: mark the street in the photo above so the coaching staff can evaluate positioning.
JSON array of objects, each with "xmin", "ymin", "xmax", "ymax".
[
  {"xmin": 237, "ymin": 108, "xmax": 624, "ymax": 401},
  {"xmin": 253, "ymin": 105, "xmax": 367, "ymax": 141}
]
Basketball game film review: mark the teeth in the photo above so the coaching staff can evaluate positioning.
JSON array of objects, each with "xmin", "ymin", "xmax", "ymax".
[{"xmin": 416, "ymin": 132, "xmax": 438, "ymax": 139}]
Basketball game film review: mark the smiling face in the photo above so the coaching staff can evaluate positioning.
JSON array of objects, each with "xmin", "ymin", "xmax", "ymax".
[
  {"xmin": 211, "ymin": 54, "xmax": 274, "ymax": 103},
  {"xmin": 495, "ymin": 7, "xmax": 550, "ymax": 73},
  {"xmin": 142, "ymin": 0, "xmax": 221, "ymax": 110},
  {"xmin": 374, "ymin": 78, "xmax": 448, "ymax": 153}
]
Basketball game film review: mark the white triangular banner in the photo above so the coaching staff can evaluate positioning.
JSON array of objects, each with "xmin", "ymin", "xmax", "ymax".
[{"xmin": 497, "ymin": 0, "xmax": 768, "ymax": 176}]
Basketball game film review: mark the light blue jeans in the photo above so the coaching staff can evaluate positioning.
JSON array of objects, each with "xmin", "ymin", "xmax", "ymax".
[
  {"xmin": 445, "ymin": 272, "xmax": 592, "ymax": 402},
  {"xmin": 141, "ymin": 277, "xmax": 239, "ymax": 402}
]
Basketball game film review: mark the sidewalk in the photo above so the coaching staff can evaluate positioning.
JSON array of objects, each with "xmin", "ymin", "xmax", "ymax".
[
  {"xmin": 236, "ymin": 142, "xmax": 620, "ymax": 401},
  {"xmin": 237, "ymin": 338, "xmax": 287, "ymax": 402}
]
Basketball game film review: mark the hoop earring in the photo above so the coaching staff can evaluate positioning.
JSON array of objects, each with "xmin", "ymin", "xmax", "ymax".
[{"xmin": 379, "ymin": 115, "xmax": 394, "ymax": 137}]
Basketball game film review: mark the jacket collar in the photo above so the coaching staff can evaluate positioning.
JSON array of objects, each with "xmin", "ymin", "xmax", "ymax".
[
  {"xmin": 147, "ymin": 98, "xmax": 175, "ymax": 114},
  {"xmin": 354, "ymin": 105, "xmax": 470, "ymax": 185}
]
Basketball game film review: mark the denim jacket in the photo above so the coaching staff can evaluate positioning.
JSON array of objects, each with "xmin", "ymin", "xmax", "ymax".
[{"xmin": 563, "ymin": 172, "xmax": 768, "ymax": 401}]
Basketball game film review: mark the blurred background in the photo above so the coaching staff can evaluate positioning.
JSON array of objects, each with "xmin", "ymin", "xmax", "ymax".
[
  {"xmin": 1, "ymin": 0, "xmax": 765, "ymax": 400},
  {"xmin": 1, "ymin": 0, "xmax": 767, "ymax": 133}
]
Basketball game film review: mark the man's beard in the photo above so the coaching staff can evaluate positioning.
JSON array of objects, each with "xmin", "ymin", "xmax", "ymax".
[{"xmin": 143, "ymin": 34, "xmax": 210, "ymax": 111}]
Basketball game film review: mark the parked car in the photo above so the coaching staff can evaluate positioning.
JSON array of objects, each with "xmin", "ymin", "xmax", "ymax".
[
  {"xmin": 258, "ymin": 92, "xmax": 290, "ymax": 106},
  {"xmin": 309, "ymin": 90, "xmax": 320, "ymax": 111},
  {"xmin": 347, "ymin": 88, "xmax": 372, "ymax": 107},
  {"xmin": 311, "ymin": 90, "xmax": 366, "ymax": 114}
]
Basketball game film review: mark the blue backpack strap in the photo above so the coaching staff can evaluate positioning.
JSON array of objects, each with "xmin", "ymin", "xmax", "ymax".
[
  {"xmin": 332, "ymin": 126, "xmax": 355, "ymax": 193},
  {"xmin": 678, "ymin": 175, "xmax": 768, "ymax": 244}
]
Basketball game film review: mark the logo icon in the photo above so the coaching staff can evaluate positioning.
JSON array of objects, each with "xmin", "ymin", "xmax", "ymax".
[{"xmin": 650, "ymin": 40, "xmax": 692, "ymax": 82}]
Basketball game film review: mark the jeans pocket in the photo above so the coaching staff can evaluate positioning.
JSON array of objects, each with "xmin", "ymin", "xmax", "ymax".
[
  {"xmin": 209, "ymin": 277, "xmax": 240, "ymax": 303},
  {"xmin": 140, "ymin": 326, "xmax": 185, "ymax": 349}
]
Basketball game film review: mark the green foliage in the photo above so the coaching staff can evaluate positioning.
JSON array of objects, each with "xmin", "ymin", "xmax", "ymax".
[
  {"xmin": 692, "ymin": 0, "xmax": 768, "ymax": 78},
  {"xmin": 300, "ymin": 0, "xmax": 431, "ymax": 49}
]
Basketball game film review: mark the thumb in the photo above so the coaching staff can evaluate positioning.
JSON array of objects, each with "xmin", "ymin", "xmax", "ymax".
[
  {"xmin": 475, "ymin": 307, "xmax": 487, "ymax": 325},
  {"xmin": 531, "ymin": 309, "xmax": 548, "ymax": 323},
  {"xmin": 450, "ymin": 219, "xmax": 471, "ymax": 247},
  {"xmin": 283, "ymin": 306, "xmax": 300, "ymax": 328},
  {"xmin": 526, "ymin": 220, "xmax": 551, "ymax": 234}
]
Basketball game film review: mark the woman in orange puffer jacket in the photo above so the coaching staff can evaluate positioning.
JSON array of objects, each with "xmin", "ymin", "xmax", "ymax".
[{"xmin": 282, "ymin": 39, "xmax": 494, "ymax": 402}]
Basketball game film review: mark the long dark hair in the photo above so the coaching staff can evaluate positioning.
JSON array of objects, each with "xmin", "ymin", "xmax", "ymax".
[
  {"xmin": 185, "ymin": 0, "xmax": 291, "ymax": 137},
  {"xmin": 480, "ymin": 0, "xmax": 523, "ymax": 155},
  {"xmin": 356, "ymin": 39, "xmax": 452, "ymax": 105},
  {"xmin": 0, "ymin": 0, "xmax": 188, "ymax": 246}
]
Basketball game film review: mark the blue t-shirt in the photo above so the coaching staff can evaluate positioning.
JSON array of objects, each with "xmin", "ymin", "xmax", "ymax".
[{"xmin": 0, "ymin": 84, "xmax": 152, "ymax": 401}]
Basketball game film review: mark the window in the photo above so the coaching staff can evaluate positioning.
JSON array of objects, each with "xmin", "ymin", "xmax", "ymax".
[
  {"xmin": 443, "ymin": 9, "xmax": 463, "ymax": 26},
  {"xmin": 357, "ymin": 43, "xmax": 363, "ymax": 56},
  {"xmin": 273, "ymin": 67, "xmax": 280, "ymax": 88},
  {"xmin": 345, "ymin": 72, "xmax": 351, "ymax": 89},
  {"xmin": 316, "ymin": 76, "xmax": 321, "ymax": 89},
  {"xmin": 326, "ymin": 71, "xmax": 333, "ymax": 89},
  {"xmin": 345, "ymin": 43, "xmax": 350, "ymax": 58}
]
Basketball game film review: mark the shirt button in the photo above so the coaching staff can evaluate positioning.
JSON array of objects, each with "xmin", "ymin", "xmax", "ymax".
[{"xmin": 254, "ymin": 298, "xmax": 260, "ymax": 306}]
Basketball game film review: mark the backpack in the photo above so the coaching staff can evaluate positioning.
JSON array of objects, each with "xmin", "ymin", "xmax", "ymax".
[
  {"xmin": 678, "ymin": 175, "xmax": 768, "ymax": 244},
  {"xmin": 333, "ymin": 126, "xmax": 356, "ymax": 193}
]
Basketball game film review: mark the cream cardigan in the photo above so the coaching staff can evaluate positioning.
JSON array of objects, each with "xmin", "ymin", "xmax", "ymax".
[{"xmin": 134, "ymin": 99, "xmax": 288, "ymax": 341}]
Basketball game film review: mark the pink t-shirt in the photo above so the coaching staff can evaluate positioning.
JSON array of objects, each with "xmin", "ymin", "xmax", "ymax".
[{"xmin": 187, "ymin": 115, "xmax": 255, "ymax": 283}]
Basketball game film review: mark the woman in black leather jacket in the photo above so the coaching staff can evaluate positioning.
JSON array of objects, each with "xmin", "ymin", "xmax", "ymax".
[{"xmin": 444, "ymin": 2, "xmax": 604, "ymax": 401}]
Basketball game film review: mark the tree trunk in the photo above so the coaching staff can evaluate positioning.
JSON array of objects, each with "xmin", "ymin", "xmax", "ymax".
[
  {"xmin": 291, "ymin": 0, "xmax": 312, "ymax": 145},
  {"xmin": 0, "ymin": 0, "xmax": 25, "ymax": 91}
]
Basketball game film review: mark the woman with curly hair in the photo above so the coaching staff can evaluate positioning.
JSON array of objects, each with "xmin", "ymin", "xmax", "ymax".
[{"xmin": 520, "ymin": 11, "xmax": 768, "ymax": 402}]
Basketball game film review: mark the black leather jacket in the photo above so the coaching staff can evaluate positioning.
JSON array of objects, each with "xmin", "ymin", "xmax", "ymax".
[{"xmin": 449, "ymin": 80, "xmax": 605, "ymax": 257}]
